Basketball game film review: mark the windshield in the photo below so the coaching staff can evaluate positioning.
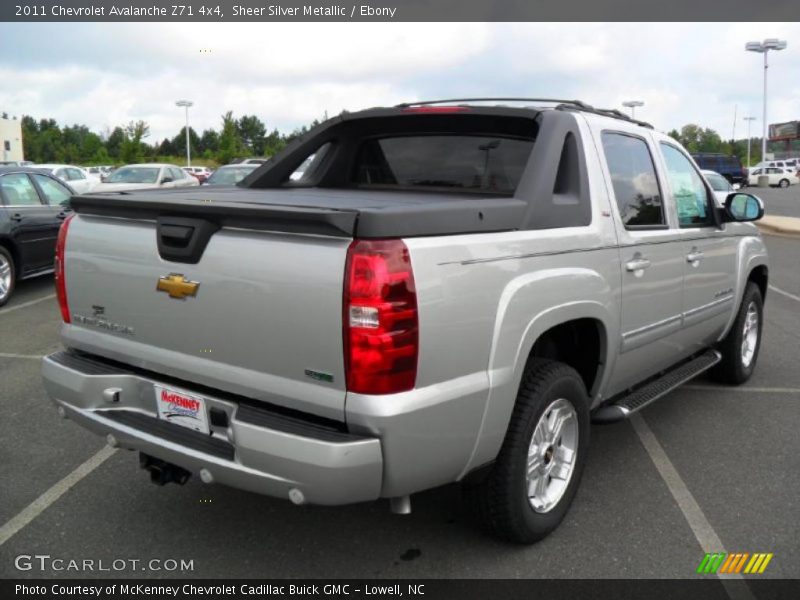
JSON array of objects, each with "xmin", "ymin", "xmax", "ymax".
[
  {"xmin": 106, "ymin": 167, "xmax": 160, "ymax": 184},
  {"xmin": 705, "ymin": 173, "xmax": 731, "ymax": 192},
  {"xmin": 207, "ymin": 166, "xmax": 256, "ymax": 185}
]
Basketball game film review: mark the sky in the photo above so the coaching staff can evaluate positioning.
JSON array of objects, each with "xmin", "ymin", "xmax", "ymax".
[{"xmin": 1, "ymin": 22, "xmax": 799, "ymax": 143}]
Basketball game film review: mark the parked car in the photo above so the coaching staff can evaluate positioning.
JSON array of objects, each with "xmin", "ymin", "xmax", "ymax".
[
  {"xmin": 701, "ymin": 169, "xmax": 735, "ymax": 204},
  {"xmin": 756, "ymin": 159, "xmax": 799, "ymax": 170},
  {"xmin": 84, "ymin": 166, "xmax": 106, "ymax": 179},
  {"xmin": 0, "ymin": 160, "xmax": 35, "ymax": 167},
  {"xmin": 43, "ymin": 99, "xmax": 768, "ymax": 544},
  {"xmin": 35, "ymin": 164, "xmax": 97, "ymax": 194},
  {"xmin": 0, "ymin": 166, "xmax": 74, "ymax": 306},
  {"xmin": 746, "ymin": 166, "xmax": 799, "ymax": 187},
  {"xmin": 230, "ymin": 157, "xmax": 269, "ymax": 165},
  {"xmin": 89, "ymin": 163, "xmax": 199, "ymax": 193},
  {"xmin": 183, "ymin": 166, "xmax": 213, "ymax": 183},
  {"xmin": 691, "ymin": 153, "xmax": 746, "ymax": 185},
  {"xmin": 203, "ymin": 164, "xmax": 257, "ymax": 185}
]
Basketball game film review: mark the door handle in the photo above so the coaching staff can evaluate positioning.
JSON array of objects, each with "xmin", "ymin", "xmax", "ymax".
[
  {"xmin": 56, "ymin": 212, "xmax": 68, "ymax": 219},
  {"xmin": 625, "ymin": 258, "xmax": 651, "ymax": 272},
  {"xmin": 686, "ymin": 250, "xmax": 704, "ymax": 263},
  {"xmin": 10, "ymin": 213, "xmax": 23, "ymax": 222}
]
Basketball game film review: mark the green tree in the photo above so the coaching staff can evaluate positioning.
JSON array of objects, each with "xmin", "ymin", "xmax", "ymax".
[
  {"xmin": 237, "ymin": 115, "xmax": 267, "ymax": 155},
  {"xmin": 217, "ymin": 111, "xmax": 244, "ymax": 164},
  {"xmin": 199, "ymin": 129, "xmax": 219, "ymax": 154},
  {"xmin": 170, "ymin": 126, "xmax": 200, "ymax": 158},
  {"xmin": 106, "ymin": 127, "xmax": 126, "ymax": 160},
  {"xmin": 120, "ymin": 120, "xmax": 150, "ymax": 163}
]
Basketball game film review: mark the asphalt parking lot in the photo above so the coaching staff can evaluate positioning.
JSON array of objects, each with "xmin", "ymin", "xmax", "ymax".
[
  {"xmin": 0, "ymin": 228, "xmax": 798, "ymax": 582},
  {"xmin": 745, "ymin": 185, "xmax": 800, "ymax": 219}
]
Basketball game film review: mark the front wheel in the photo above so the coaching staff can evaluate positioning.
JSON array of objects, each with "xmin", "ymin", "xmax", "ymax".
[
  {"xmin": 465, "ymin": 359, "xmax": 590, "ymax": 544},
  {"xmin": 710, "ymin": 282, "xmax": 763, "ymax": 384},
  {"xmin": 779, "ymin": 178, "xmax": 790, "ymax": 188}
]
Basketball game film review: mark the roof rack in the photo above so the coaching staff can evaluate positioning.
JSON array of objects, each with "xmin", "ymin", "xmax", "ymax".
[{"xmin": 395, "ymin": 97, "xmax": 653, "ymax": 129}]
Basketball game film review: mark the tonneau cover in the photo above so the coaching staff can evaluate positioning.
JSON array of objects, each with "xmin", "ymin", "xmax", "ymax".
[{"xmin": 70, "ymin": 187, "xmax": 526, "ymax": 238}]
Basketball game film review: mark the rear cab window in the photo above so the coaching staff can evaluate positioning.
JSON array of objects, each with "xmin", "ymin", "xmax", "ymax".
[
  {"xmin": 352, "ymin": 135, "xmax": 533, "ymax": 195},
  {"xmin": 601, "ymin": 132, "xmax": 665, "ymax": 228},
  {"xmin": 276, "ymin": 112, "xmax": 538, "ymax": 197}
]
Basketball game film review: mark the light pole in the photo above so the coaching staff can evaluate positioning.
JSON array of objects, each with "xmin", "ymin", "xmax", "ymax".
[
  {"xmin": 175, "ymin": 99, "xmax": 193, "ymax": 167},
  {"xmin": 746, "ymin": 39, "xmax": 787, "ymax": 163},
  {"xmin": 743, "ymin": 116, "xmax": 756, "ymax": 167},
  {"xmin": 622, "ymin": 100, "xmax": 644, "ymax": 119}
]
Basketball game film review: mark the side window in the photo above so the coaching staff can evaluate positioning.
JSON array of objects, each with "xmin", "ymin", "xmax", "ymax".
[
  {"xmin": 601, "ymin": 132, "xmax": 665, "ymax": 228},
  {"xmin": 660, "ymin": 143, "xmax": 714, "ymax": 227},
  {"xmin": 171, "ymin": 167, "xmax": 185, "ymax": 180},
  {"xmin": 68, "ymin": 168, "xmax": 85, "ymax": 181},
  {"xmin": 0, "ymin": 173, "xmax": 43, "ymax": 206},
  {"xmin": 33, "ymin": 174, "xmax": 72, "ymax": 205}
]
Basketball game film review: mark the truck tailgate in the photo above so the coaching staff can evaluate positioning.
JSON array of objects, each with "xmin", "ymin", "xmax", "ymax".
[{"xmin": 61, "ymin": 213, "xmax": 350, "ymax": 421}]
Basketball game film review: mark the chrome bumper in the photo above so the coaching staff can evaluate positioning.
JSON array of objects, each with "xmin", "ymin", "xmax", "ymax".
[{"xmin": 41, "ymin": 351, "xmax": 383, "ymax": 505}]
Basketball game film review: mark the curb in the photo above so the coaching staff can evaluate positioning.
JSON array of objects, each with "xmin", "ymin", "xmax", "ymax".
[{"xmin": 756, "ymin": 216, "xmax": 800, "ymax": 238}]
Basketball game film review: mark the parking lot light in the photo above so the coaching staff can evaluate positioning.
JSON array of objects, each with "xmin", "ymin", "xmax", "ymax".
[
  {"xmin": 622, "ymin": 100, "xmax": 644, "ymax": 119},
  {"xmin": 746, "ymin": 39, "xmax": 788, "ymax": 164},
  {"xmin": 175, "ymin": 99, "xmax": 194, "ymax": 168}
]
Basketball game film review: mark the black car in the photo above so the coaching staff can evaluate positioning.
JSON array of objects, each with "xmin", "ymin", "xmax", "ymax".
[
  {"xmin": 691, "ymin": 153, "xmax": 747, "ymax": 185},
  {"xmin": 0, "ymin": 166, "xmax": 74, "ymax": 306}
]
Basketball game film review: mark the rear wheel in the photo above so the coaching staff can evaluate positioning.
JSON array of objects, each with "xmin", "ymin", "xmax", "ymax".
[
  {"xmin": 779, "ymin": 178, "xmax": 790, "ymax": 188},
  {"xmin": 710, "ymin": 282, "xmax": 763, "ymax": 384},
  {"xmin": 0, "ymin": 247, "xmax": 16, "ymax": 307},
  {"xmin": 465, "ymin": 359, "xmax": 590, "ymax": 543}
]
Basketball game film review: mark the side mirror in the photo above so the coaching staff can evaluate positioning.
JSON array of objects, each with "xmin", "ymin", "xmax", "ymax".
[
  {"xmin": 724, "ymin": 193, "xmax": 764, "ymax": 222},
  {"xmin": 160, "ymin": 177, "xmax": 174, "ymax": 184}
]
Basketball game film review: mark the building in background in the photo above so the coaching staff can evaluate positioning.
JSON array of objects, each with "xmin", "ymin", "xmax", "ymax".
[
  {"xmin": 768, "ymin": 120, "xmax": 800, "ymax": 160},
  {"xmin": 0, "ymin": 115, "xmax": 24, "ymax": 162}
]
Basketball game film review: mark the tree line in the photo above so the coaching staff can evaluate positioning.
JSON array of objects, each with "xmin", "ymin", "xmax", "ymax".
[
  {"xmin": 666, "ymin": 123, "xmax": 800, "ymax": 166},
  {"xmin": 14, "ymin": 111, "xmax": 795, "ymax": 168},
  {"xmin": 18, "ymin": 111, "xmax": 325, "ymax": 167}
]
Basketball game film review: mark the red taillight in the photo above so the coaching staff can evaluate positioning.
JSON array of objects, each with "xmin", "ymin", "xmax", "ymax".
[
  {"xmin": 400, "ymin": 106, "xmax": 470, "ymax": 114},
  {"xmin": 343, "ymin": 239, "xmax": 418, "ymax": 394},
  {"xmin": 55, "ymin": 214, "xmax": 74, "ymax": 323}
]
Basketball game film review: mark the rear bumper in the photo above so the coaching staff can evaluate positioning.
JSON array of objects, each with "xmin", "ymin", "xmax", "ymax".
[{"xmin": 41, "ymin": 350, "xmax": 383, "ymax": 506}]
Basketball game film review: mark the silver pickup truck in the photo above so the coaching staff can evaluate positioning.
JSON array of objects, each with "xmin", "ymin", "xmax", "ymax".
[{"xmin": 42, "ymin": 99, "xmax": 769, "ymax": 543}]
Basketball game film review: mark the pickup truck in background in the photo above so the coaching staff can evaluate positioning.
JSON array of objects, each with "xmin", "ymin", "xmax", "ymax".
[{"xmin": 42, "ymin": 99, "xmax": 769, "ymax": 543}]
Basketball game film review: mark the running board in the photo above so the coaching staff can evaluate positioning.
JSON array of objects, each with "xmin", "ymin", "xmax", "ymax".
[{"xmin": 593, "ymin": 349, "xmax": 721, "ymax": 423}]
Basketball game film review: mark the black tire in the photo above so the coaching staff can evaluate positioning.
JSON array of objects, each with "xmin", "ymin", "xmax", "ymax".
[
  {"xmin": 779, "ymin": 179, "xmax": 790, "ymax": 188},
  {"xmin": 0, "ymin": 246, "xmax": 16, "ymax": 308},
  {"xmin": 464, "ymin": 359, "xmax": 590, "ymax": 544},
  {"xmin": 710, "ymin": 282, "xmax": 763, "ymax": 385}
]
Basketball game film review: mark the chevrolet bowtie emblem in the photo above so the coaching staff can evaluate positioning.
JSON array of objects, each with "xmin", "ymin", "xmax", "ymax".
[{"xmin": 156, "ymin": 274, "xmax": 200, "ymax": 300}]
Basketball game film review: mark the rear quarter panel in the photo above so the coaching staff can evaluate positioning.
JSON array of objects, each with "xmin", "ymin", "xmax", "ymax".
[{"xmin": 346, "ymin": 118, "xmax": 623, "ymax": 494}]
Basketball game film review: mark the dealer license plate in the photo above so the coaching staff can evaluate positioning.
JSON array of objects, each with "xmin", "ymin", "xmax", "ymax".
[{"xmin": 154, "ymin": 384, "xmax": 210, "ymax": 435}]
